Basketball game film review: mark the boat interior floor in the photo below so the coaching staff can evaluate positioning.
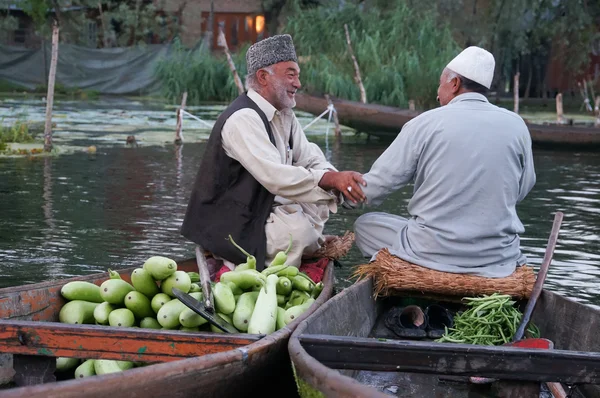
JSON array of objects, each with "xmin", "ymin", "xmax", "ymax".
[{"xmin": 348, "ymin": 296, "xmax": 563, "ymax": 398}]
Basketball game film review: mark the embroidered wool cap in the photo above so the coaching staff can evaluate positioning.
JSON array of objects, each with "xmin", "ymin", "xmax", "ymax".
[
  {"xmin": 246, "ymin": 34, "xmax": 298, "ymax": 75},
  {"xmin": 445, "ymin": 46, "xmax": 495, "ymax": 89}
]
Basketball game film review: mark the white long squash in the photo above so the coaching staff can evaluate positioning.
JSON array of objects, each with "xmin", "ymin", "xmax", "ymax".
[{"xmin": 247, "ymin": 274, "xmax": 279, "ymax": 335}]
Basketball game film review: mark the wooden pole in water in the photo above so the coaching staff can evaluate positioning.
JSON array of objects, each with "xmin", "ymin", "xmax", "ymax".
[
  {"xmin": 595, "ymin": 96, "xmax": 600, "ymax": 128},
  {"xmin": 513, "ymin": 72, "xmax": 520, "ymax": 114},
  {"xmin": 175, "ymin": 91, "xmax": 187, "ymax": 144},
  {"xmin": 556, "ymin": 93, "xmax": 565, "ymax": 124},
  {"xmin": 217, "ymin": 26, "xmax": 244, "ymax": 95},
  {"xmin": 44, "ymin": 22, "xmax": 59, "ymax": 152},
  {"xmin": 577, "ymin": 81, "xmax": 593, "ymax": 112},
  {"xmin": 324, "ymin": 94, "xmax": 341, "ymax": 138},
  {"xmin": 344, "ymin": 24, "xmax": 366, "ymax": 104},
  {"xmin": 582, "ymin": 80, "xmax": 593, "ymax": 112}
]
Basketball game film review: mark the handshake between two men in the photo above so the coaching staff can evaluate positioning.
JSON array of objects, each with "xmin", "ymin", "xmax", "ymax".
[{"xmin": 318, "ymin": 171, "xmax": 367, "ymax": 205}]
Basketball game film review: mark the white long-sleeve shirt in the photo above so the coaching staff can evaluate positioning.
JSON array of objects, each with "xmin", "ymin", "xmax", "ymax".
[
  {"xmin": 221, "ymin": 89, "xmax": 338, "ymax": 210},
  {"xmin": 360, "ymin": 92, "xmax": 536, "ymax": 277}
]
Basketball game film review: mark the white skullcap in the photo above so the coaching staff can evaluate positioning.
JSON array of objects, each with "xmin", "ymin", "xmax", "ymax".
[{"xmin": 445, "ymin": 46, "xmax": 495, "ymax": 89}]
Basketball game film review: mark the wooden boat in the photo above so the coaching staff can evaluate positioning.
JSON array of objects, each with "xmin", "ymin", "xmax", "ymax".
[
  {"xmin": 295, "ymin": 92, "xmax": 600, "ymax": 149},
  {"xmin": 0, "ymin": 257, "xmax": 334, "ymax": 397},
  {"xmin": 288, "ymin": 276, "xmax": 600, "ymax": 397},
  {"xmin": 295, "ymin": 92, "xmax": 418, "ymax": 136}
]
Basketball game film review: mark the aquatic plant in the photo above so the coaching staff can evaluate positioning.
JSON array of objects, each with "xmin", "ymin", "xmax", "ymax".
[
  {"xmin": 154, "ymin": 39, "xmax": 250, "ymax": 105},
  {"xmin": 154, "ymin": 2, "xmax": 458, "ymax": 109},
  {"xmin": 285, "ymin": 0, "xmax": 460, "ymax": 109},
  {"xmin": 0, "ymin": 121, "xmax": 35, "ymax": 150}
]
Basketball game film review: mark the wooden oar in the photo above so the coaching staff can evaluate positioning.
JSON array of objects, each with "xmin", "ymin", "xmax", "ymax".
[
  {"xmin": 515, "ymin": 211, "xmax": 567, "ymax": 398},
  {"xmin": 471, "ymin": 211, "xmax": 567, "ymax": 398},
  {"xmin": 513, "ymin": 211, "xmax": 563, "ymax": 342}
]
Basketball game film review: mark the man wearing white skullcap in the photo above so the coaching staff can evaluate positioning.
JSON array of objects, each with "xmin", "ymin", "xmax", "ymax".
[
  {"xmin": 352, "ymin": 46, "xmax": 536, "ymax": 278},
  {"xmin": 182, "ymin": 34, "xmax": 366, "ymax": 271}
]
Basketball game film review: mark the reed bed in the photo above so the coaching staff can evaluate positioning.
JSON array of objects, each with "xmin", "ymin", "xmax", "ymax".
[
  {"xmin": 154, "ymin": 1, "xmax": 460, "ymax": 109},
  {"xmin": 286, "ymin": 0, "xmax": 460, "ymax": 109},
  {"xmin": 154, "ymin": 40, "xmax": 250, "ymax": 104}
]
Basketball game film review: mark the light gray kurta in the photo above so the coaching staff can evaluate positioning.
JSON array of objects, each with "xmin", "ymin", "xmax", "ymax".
[
  {"xmin": 354, "ymin": 93, "xmax": 536, "ymax": 277},
  {"xmin": 222, "ymin": 89, "xmax": 338, "ymax": 268}
]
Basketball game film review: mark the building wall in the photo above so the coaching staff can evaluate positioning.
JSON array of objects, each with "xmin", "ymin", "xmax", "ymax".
[
  {"xmin": 545, "ymin": 32, "xmax": 600, "ymax": 93},
  {"xmin": 157, "ymin": 0, "xmax": 265, "ymax": 48}
]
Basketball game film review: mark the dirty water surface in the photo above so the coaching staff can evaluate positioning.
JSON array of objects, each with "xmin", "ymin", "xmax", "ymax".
[{"xmin": 1, "ymin": 97, "xmax": 600, "ymax": 308}]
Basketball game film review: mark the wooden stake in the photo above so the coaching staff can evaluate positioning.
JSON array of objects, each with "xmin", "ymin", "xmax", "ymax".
[
  {"xmin": 217, "ymin": 26, "xmax": 244, "ymax": 95},
  {"xmin": 556, "ymin": 93, "xmax": 565, "ymax": 124},
  {"xmin": 408, "ymin": 100, "xmax": 415, "ymax": 111},
  {"xmin": 44, "ymin": 23, "xmax": 59, "ymax": 152},
  {"xmin": 325, "ymin": 94, "xmax": 341, "ymax": 138},
  {"xmin": 513, "ymin": 72, "xmax": 520, "ymax": 114},
  {"xmin": 582, "ymin": 80, "xmax": 593, "ymax": 112},
  {"xmin": 98, "ymin": 2, "xmax": 109, "ymax": 48},
  {"xmin": 577, "ymin": 81, "xmax": 592, "ymax": 112},
  {"xmin": 595, "ymin": 96, "xmax": 600, "ymax": 128},
  {"xmin": 175, "ymin": 91, "xmax": 188, "ymax": 144},
  {"xmin": 344, "ymin": 24, "xmax": 366, "ymax": 104}
]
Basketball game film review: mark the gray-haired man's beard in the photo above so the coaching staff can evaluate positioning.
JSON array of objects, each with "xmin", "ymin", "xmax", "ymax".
[{"xmin": 273, "ymin": 80, "xmax": 296, "ymax": 109}]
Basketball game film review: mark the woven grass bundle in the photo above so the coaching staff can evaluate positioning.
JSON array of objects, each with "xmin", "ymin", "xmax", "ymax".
[
  {"xmin": 352, "ymin": 248, "xmax": 536, "ymax": 299},
  {"xmin": 312, "ymin": 231, "xmax": 355, "ymax": 260}
]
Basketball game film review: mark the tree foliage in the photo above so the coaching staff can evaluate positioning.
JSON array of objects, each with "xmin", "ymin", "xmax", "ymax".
[
  {"xmin": 436, "ymin": 0, "xmax": 600, "ymax": 94},
  {"xmin": 15, "ymin": 0, "xmax": 182, "ymax": 47},
  {"xmin": 0, "ymin": 1, "xmax": 19, "ymax": 42}
]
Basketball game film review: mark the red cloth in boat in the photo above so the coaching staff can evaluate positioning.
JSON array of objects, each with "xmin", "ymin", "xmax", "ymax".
[
  {"xmin": 215, "ymin": 265, "xmax": 230, "ymax": 282},
  {"xmin": 299, "ymin": 258, "xmax": 328, "ymax": 283}
]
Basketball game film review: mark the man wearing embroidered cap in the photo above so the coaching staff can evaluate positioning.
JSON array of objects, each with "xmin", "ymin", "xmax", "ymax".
[
  {"xmin": 352, "ymin": 46, "xmax": 536, "ymax": 278},
  {"xmin": 181, "ymin": 34, "xmax": 365, "ymax": 271}
]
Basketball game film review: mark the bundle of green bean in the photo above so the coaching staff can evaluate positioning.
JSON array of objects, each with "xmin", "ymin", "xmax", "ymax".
[{"xmin": 436, "ymin": 293, "xmax": 540, "ymax": 345}]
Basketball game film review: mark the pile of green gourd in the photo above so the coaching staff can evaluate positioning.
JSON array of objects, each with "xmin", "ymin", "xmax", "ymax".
[
  {"xmin": 436, "ymin": 293, "xmax": 540, "ymax": 346},
  {"xmin": 54, "ymin": 234, "xmax": 324, "ymax": 379}
]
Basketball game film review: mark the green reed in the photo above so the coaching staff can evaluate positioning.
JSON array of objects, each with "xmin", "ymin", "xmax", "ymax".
[
  {"xmin": 285, "ymin": 0, "xmax": 460, "ymax": 109},
  {"xmin": 154, "ymin": 39, "xmax": 250, "ymax": 104},
  {"xmin": 154, "ymin": 2, "xmax": 460, "ymax": 110}
]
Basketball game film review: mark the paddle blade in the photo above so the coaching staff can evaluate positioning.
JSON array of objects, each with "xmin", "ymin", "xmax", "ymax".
[
  {"xmin": 172, "ymin": 288, "xmax": 238, "ymax": 333},
  {"xmin": 469, "ymin": 338, "xmax": 554, "ymax": 384}
]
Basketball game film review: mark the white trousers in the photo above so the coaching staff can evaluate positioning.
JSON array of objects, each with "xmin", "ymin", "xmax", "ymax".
[{"xmin": 265, "ymin": 202, "xmax": 330, "ymax": 268}]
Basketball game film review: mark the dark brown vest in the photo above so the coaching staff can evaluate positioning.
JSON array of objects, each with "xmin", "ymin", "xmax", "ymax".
[{"xmin": 180, "ymin": 93, "xmax": 292, "ymax": 271}]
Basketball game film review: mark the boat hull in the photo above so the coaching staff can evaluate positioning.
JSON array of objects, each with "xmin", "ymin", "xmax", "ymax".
[
  {"xmin": 288, "ymin": 277, "xmax": 600, "ymax": 397},
  {"xmin": 0, "ymin": 259, "xmax": 334, "ymax": 397}
]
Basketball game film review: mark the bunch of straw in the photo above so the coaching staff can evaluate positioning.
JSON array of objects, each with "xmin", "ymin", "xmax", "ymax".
[
  {"xmin": 352, "ymin": 249, "xmax": 536, "ymax": 299},
  {"xmin": 312, "ymin": 231, "xmax": 355, "ymax": 260}
]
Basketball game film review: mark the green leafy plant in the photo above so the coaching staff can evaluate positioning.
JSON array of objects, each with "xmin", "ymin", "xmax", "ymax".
[
  {"xmin": 154, "ymin": 39, "xmax": 250, "ymax": 104},
  {"xmin": 284, "ymin": 0, "xmax": 460, "ymax": 109}
]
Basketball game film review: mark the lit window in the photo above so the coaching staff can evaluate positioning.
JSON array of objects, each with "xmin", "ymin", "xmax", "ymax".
[{"xmin": 256, "ymin": 15, "xmax": 265, "ymax": 34}]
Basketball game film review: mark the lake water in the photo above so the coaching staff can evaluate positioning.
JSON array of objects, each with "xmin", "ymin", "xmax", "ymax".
[{"xmin": 1, "ymin": 97, "xmax": 599, "ymax": 307}]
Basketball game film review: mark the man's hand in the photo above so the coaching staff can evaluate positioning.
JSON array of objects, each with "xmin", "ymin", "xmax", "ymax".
[{"xmin": 319, "ymin": 171, "xmax": 367, "ymax": 203}]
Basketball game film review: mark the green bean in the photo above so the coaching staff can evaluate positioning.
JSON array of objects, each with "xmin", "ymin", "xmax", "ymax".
[{"xmin": 435, "ymin": 293, "xmax": 540, "ymax": 346}]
